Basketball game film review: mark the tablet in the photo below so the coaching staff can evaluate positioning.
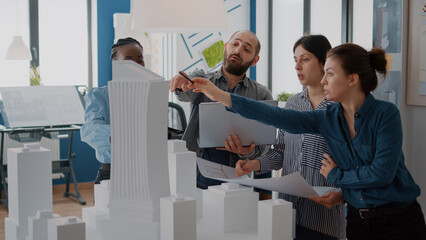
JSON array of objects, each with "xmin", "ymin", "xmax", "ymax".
[{"xmin": 198, "ymin": 100, "xmax": 278, "ymax": 148}]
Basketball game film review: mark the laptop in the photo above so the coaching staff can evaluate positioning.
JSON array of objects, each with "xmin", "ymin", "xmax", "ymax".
[{"xmin": 198, "ymin": 100, "xmax": 278, "ymax": 148}]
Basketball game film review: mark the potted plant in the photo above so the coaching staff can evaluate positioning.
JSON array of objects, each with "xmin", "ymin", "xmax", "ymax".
[
  {"xmin": 30, "ymin": 63, "xmax": 41, "ymax": 86},
  {"xmin": 277, "ymin": 92, "xmax": 294, "ymax": 107}
]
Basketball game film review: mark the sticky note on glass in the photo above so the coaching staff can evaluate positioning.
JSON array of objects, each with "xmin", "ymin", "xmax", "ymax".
[
  {"xmin": 202, "ymin": 40, "xmax": 224, "ymax": 68},
  {"xmin": 385, "ymin": 54, "xmax": 392, "ymax": 70}
]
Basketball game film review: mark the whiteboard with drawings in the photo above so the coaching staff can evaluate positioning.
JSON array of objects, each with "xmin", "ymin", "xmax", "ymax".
[{"xmin": 0, "ymin": 86, "xmax": 85, "ymax": 128}]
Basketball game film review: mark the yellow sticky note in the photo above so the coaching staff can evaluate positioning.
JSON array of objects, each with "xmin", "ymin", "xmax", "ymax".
[{"xmin": 385, "ymin": 54, "xmax": 392, "ymax": 71}]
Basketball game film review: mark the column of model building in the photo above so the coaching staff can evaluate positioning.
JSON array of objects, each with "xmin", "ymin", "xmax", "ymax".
[{"xmin": 99, "ymin": 65, "xmax": 170, "ymax": 240}]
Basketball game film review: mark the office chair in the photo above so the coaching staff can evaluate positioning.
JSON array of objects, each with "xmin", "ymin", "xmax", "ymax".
[{"xmin": 168, "ymin": 102, "xmax": 187, "ymax": 139}]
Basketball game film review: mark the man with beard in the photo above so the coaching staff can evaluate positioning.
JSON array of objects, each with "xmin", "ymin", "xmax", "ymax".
[{"xmin": 170, "ymin": 30, "xmax": 272, "ymax": 189}]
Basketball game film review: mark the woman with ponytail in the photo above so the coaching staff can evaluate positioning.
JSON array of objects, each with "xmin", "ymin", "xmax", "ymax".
[{"xmin": 188, "ymin": 43, "xmax": 426, "ymax": 240}]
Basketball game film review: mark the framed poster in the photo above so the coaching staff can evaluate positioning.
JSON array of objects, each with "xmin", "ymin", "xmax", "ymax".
[{"xmin": 407, "ymin": 0, "xmax": 426, "ymax": 105}]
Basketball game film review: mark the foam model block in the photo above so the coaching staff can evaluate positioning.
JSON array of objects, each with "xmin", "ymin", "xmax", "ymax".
[
  {"xmin": 47, "ymin": 217, "xmax": 85, "ymax": 240},
  {"xmin": 258, "ymin": 199, "xmax": 293, "ymax": 240},
  {"xmin": 167, "ymin": 140, "xmax": 202, "ymax": 219},
  {"xmin": 82, "ymin": 181, "xmax": 109, "ymax": 230},
  {"xmin": 27, "ymin": 210, "xmax": 60, "ymax": 240},
  {"xmin": 6, "ymin": 143, "xmax": 53, "ymax": 240},
  {"xmin": 202, "ymin": 183, "xmax": 258, "ymax": 233},
  {"xmin": 160, "ymin": 194, "xmax": 196, "ymax": 240},
  {"xmin": 98, "ymin": 60, "xmax": 171, "ymax": 240}
]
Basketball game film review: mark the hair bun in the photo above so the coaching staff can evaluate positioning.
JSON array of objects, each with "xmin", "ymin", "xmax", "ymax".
[{"xmin": 368, "ymin": 48, "xmax": 387, "ymax": 75}]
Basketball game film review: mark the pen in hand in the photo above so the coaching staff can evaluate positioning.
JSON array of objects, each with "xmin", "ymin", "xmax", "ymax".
[
  {"xmin": 245, "ymin": 157, "xmax": 253, "ymax": 178},
  {"xmin": 179, "ymin": 71, "xmax": 194, "ymax": 84}
]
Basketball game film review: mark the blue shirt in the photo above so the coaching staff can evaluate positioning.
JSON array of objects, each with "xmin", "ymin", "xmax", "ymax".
[
  {"xmin": 80, "ymin": 86, "xmax": 111, "ymax": 163},
  {"xmin": 229, "ymin": 93, "xmax": 420, "ymax": 209}
]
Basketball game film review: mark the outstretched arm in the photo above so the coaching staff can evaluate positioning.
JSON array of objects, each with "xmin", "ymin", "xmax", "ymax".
[
  {"xmin": 190, "ymin": 77, "xmax": 322, "ymax": 136},
  {"xmin": 190, "ymin": 77, "xmax": 232, "ymax": 107}
]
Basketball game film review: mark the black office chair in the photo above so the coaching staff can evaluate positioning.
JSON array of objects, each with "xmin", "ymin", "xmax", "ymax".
[{"xmin": 168, "ymin": 102, "xmax": 187, "ymax": 139}]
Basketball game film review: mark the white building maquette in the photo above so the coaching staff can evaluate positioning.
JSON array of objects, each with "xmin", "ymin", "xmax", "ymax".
[{"xmin": 100, "ymin": 60, "xmax": 170, "ymax": 240}]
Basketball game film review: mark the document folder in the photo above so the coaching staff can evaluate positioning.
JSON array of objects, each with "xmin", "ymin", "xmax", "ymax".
[{"xmin": 198, "ymin": 100, "xmax": 278, "ymax": 148}]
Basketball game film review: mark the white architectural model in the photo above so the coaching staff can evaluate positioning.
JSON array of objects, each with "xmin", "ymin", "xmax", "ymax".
[
  {"xmin": 96, "ymin": 60, "xmax": 170, "ymax": 240},
  {"xmin": 5, "ymin": 143, "xmax": 53, "ymax": 240},
  {"xmin": 202, "ymin": 183, "xmax": 258, "ymax": 233},
  {"xmin": 167, "ymin": 140, "xmax": 196, "ymax": 197},
  {"xmin": 78, "ymin": 61, "xmax": 295, "ymax": 239},
  {"xmin": 27, "ymin": 210, "xmax": 60, "ymax": 240},
  {"xmin": 160, "ymin": 194, "xmax": 196, "ymax": 240},
  {"xmin": 258, "ymin": 199, "xmax": 293, "ymax": 240},
  {"xmin": 47, "ymin": 216, "xmax": 85, "ymax": 240},
  {"xmin": 167, "ymin": 140, "xmax": 202, "ymax": 219},
  {"xmin": 81, "ymin": 181, "xmax": 109, "ymax": 230}
]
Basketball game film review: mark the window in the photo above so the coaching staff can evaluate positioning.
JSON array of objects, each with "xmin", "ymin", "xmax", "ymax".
[
  {"xmin": 310, "ymin": 0, "xmax": 342, "ymax": 47},
  {"xmin": 38, "ymin": 0, "xmax": 89, "ymax": 86},
  {"xmin": 0, "ymin": 0, "xmax": 90, "ymax": 88},
  {"xmin": 353, "ymin": 0, "xmax": 374, "ymax": 49},
  {"xmin": 271, "ymin": 0, "xmax": 304, "ymax": 97}
]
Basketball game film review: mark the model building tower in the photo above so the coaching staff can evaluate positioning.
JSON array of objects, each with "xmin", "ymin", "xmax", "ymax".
[
  {"xmin": 99, "ymin": 60, "xmax": 171, "ymax": 240},
  {"xmin": 5, "ymin": 143, "xmax": 52, "ymax": 240}
]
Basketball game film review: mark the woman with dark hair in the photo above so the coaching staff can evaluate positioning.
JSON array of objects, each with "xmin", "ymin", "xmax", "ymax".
[
  {"xmin": 235, "ymin": 35, "xmax": 345, "ymax": 240},
  {"xmin": 189, "ymin": 43, "xmax": 426, "ymax": 240},
  {"xmin": 81, "ymin": 37, "xmax": 144, "ymax": 184}
]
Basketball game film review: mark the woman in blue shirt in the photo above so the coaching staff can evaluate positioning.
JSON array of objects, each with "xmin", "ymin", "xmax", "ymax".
[{"xmin": 189, "ymin": 43, "xmax": 426, "ymax": 240}]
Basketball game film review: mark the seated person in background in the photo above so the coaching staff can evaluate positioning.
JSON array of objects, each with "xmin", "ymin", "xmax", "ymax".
[
  {"xmin": 81, "ymin": 37, "xmax": 145, "ymax": 184},
  {"xmin": 170, "ymin": 30, "xmax": 272, "ymax": 190}
]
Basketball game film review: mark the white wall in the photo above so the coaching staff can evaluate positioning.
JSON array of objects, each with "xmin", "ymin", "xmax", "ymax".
[
  {"xmin": 405, "ymin": 107, "xmax": 426, "ymax": 209},
  {"xmin": 403, "ymin": 0, "xmax": 426, "ymax": 211}
]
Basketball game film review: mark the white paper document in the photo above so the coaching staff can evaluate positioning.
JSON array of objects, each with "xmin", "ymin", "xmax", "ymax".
[
  {"xmin": 198, "ymin": 100, "xmax": 278, "ymax": 148},
  {"xmin": 196, "ymin": 157, "xmax": 339, "ymax": 198}
]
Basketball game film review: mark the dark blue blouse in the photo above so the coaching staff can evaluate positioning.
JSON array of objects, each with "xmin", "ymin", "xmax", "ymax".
[{"xmin": 229, "ymin": 93, "xmax": 420, "ymax": 209}]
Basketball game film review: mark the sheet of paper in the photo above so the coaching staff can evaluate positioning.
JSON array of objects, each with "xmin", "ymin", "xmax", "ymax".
[
  {"xmin": 312, "ymin": 186, "xmax": 340, "ymax": 196},
  {"xmin": 197, "ymin": 157, "xmax": 339, "ymax": 198}
]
